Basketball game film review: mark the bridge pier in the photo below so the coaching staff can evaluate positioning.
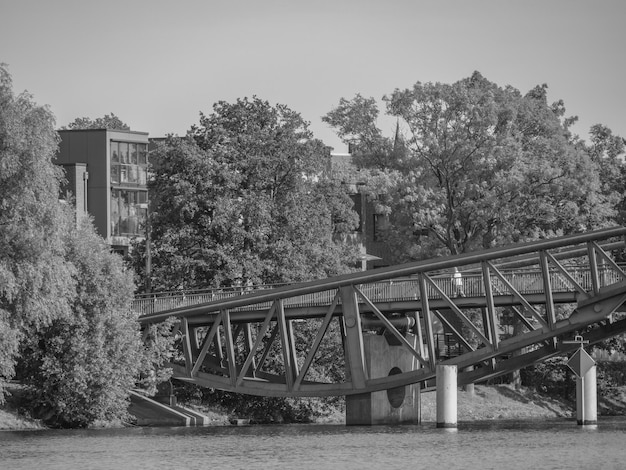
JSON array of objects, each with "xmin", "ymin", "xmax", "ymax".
[
  {"xmin": 576, "ymin": 364, "xmax": 598, "ymax": 425},
  {"xmin": 346, "ymin": 333, "xmax": 420, "ymax": 425},
  {"xmin": 436, "ymin": 364, "xmax": 457, "ymax": 428},
  {"xmin": 154, "ymin": 380, "xmax": 177, "ymax": 407}
]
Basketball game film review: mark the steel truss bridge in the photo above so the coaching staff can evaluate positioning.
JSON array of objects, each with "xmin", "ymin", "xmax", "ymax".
[{"xmin": 136, "ymin": 227, "xmax": 626, "ymax": 398}]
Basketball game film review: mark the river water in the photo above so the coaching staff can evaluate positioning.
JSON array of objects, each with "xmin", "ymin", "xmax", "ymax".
[{"xmin": 2, "ymin": 418, "xmax": 626, "ymax": 469}]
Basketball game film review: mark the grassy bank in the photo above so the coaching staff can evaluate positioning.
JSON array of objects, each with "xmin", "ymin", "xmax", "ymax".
[
  {"xmin": 320, "ymin": 383, "xmax": 626, "ymax": 424},
  {"xmin": 420, "ymin": 384, "xmax": 573, "ymax": 422},
  {"xmin": 0, "ymin": 408, "xmax": 43, "ymax": 430},
  {"xmin": 3, "ymin": 383, "xmax": 625, "ymax": 430}
]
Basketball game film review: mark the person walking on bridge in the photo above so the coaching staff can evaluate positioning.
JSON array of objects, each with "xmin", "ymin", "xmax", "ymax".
[{"xmin": 453, "ymin": 267, "xmax": 464, "ymax": 297}]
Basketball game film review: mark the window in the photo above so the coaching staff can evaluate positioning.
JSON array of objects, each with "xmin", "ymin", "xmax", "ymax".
[
  {"xmin": 119, "ymin": 166, "xmax": 128, "ymax": 183},
  {"xmin": 138, "ymin": 144, "xmax": 147, "ymax": 164},
  {"xmin": 138, "ymin": 167, "xmax": 147, "ymax": 185},
  {"xmin": 111, "ymin": 189, "xmax": 148, "ymax": 237},
  {"xmin": 110, "ymin": 140, "xmax": 149, "ymax": 188},
  {"xmin": 373, "ymin": 214, "xmax": 389, "ymax": 242},
  {"xmin": 111, "ymin": 165, "xmax": 119, "ymax": 184},
  {"xmin": 111, "ymin": 142, "xmax": 119, "ymax": 163},
  {"xmin": 120, "ymin": 143, "xmax": 129, "ymax": 163},
  {"xmin": 351, "ymin": 194, "xmax": 363, "ymax": 233},
  {"xmin": 128, "ymin": 165, "xmax": 138, "ymax": 184}
]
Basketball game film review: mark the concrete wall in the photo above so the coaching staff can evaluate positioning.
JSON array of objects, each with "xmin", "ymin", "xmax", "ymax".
[
  {"xmin": 57, "ymin": 130, "xmax": 109, "ymax": 238},
  {"xmin": 346, "ymin": 333, "xmax": 421, "ymax": 425},
  {"xmin": 58, "ymin": 162, "xmax": 88, "ymax": 224}
]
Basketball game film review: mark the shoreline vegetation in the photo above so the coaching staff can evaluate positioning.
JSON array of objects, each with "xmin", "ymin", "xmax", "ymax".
[{"xmin": 2, "ymin": 383, "xmax": 625, "ymax": 431}]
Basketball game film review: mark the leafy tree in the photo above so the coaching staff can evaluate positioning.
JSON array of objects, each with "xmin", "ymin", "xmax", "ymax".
[
  {"xmin": 139, "ymin": 98, "xmax": 359, "ymax": 420},
  {"xmin": 496, "ymin": 84, "xmax": 613, "ymax": 239},
  {"xmin": 324, "ymin": 72, "xmax": 615, "ymax": 262},
  {"xmin": 585, "ymin": 124, "xmax": 625, "ymax": 223},
  {"xmin": 0, "ymin": 63, "xmax": 74, "ymax": 400},
  {"xmin": 64, "ymin": 113, "xmax": 130, "ymax": 130},
  {"xmin": 18, "ymin": 214, "xmax": 146, "ymax": 427},
  {"xmin": 321, "ymin": 93, "xmax": 396, "ymax": 169},
  {"xmin": 324, "ymin": 73, "xmax": 621, "ymax": 388},
  {"xmin": 588, "ymin": 124, "xmax": 625, "ymax": 162},
  {"xmin": 144, "ymin": 97, "xmax": 359, "ymax": 291},
  {"xmin": 0, "ymin": 65, "xmax": 169, "ymax": 425}
]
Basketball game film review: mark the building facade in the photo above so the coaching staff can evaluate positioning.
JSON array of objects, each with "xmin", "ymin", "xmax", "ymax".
[{"xmin": 56, "ymin": 129, "xmax": 150, "ymax": 254}]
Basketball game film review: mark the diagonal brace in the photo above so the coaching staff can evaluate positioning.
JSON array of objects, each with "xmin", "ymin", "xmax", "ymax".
[{"xmin": 354, "ymin": 286, "xmax": 430, "ymax": 368}]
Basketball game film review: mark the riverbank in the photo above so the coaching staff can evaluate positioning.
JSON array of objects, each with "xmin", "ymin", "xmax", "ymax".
[
  {"xmin": 421, "ymin": 384, "xmax": 573, "ymax": 422},
  {"xmin": 0, "ymin": 383, "xmax": 44, "ymax": 431},
  {"xmin": 187, "ymin": 383, "xmax": 626, "ymax": 424},
  {"xmin": 3, "ymin": 383, "xmax": 625, "ymax": 430}
]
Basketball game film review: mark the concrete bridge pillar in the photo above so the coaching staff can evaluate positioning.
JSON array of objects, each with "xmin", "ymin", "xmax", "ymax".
[
  {"xmin": 154, "ymin": 380, "xmax": 177, "ymax": 407},
  {"xmin": 436, "ymin": 364, "xmax": 457, "ymax": 428},
  {"xmin": 576, "ymin": 364, "xmax": 597, "ymax": 425},
  {"xmin": 346, "ymin": 333, "xmax": 420, "ymax": 425}
]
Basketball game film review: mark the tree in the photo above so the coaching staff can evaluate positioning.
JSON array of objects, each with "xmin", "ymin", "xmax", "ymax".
[
  {"xmin": 324, "ymin": 72, "xmax": 615, "ymax": 262},
  {"xmin": 144, "ymin": 97, "xmax": 359, "ymax": 291},
  {"xmin": 138, "ymin": 97, "xmax": 358, "ymax": 422},
  {"xmin": 477, "ymin": 82, "xmax": 613, "ymax": 243},
  {"xmin": 64, "ymin": 113, "xmax": 130, "ymax": 130},
  {"xmin": 18, "ymin": 214, "xmax": 146, "ymax": 427},
  {"xmin": 0, "ymin": 65, "xmax": 168, "ymax": 425},
  {"xmin": 321, "ymin": 93, "xmax": 396, "ymax": 169},
  {"xmin": 585, "ymin": 123, "xmax": 625, "ymax": 224},
  {"xmin": 0, "ymin": 63, "xmax": 74, "ymax": 400}
]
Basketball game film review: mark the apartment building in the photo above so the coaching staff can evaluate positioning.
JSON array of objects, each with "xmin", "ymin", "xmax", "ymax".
[{"xmin": 55, "ymin": 129, "xmax": 150, "ymax": 255}]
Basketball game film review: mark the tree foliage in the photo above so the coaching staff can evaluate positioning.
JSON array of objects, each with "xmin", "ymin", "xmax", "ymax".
[
  {"xmin": 18, "ymin": 215, "xmax": 145, "ymax": 427},
  {"xmin": 64, "ymin": 113, "xmax": 130, "ymax": 130},
  {"xmin": 15, "ymin": 211, "xmax": 172, "ymax": 428},
  {"xmin": 0, "ymin": 65, "xmax": 167, "ymax": 426},
  {"xmin": 0, "ymin": 63, "xmax": 74, "ymax": 398},
  {"xmin": 324, "ymin": 72, "xmax": 618, "ymax": 262},
  {"xmin": 144, "ymin": 97, "xmax": 359, "ymax": 291},
  {"xmin": 585, "ymin": 123, "xmax": 626, "ymax": 224},
  {"xmin": 136, "ymin": 97, "xmax": 360, "ymax": 421}
]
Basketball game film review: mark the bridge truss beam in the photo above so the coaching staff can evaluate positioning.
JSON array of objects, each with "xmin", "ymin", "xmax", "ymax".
[{"xmin": 138, "ymin": 227, "xmax": 626, "ymax": 397}]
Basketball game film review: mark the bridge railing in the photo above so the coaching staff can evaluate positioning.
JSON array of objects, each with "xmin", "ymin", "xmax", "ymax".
[{"xmin": 133, "ymin": 264, "xmax": 624, "ymax": 316}]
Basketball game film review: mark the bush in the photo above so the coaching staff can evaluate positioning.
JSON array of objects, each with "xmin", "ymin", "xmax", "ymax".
[
  {"xmin": 17, "ymin": 217, "xmax": 144, "ymax": 427},
  {"xmin": 521, "ymin": 355, "xmax": 626, "ymax": 408},
  {"xmin": 520, "ymin": 357, "xmax": 576, "ymax": 403},
  {"xmin": 173, "ymin": 381, "xmax": 342, "ymax": 424},
  {"xmin": 596, "ymin": 361, "xmax": 626, "ymax": 391}
]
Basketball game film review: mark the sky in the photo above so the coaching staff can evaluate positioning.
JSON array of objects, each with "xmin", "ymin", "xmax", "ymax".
[{"xmin": 1, "ymin": 0, "xmax": 624, "ymax": 153}]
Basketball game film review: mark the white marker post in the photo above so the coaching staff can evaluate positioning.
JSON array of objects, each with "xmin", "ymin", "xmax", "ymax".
[{"xmin": 564, "ymin": 335, "xmax": 597, "ymax": 426}]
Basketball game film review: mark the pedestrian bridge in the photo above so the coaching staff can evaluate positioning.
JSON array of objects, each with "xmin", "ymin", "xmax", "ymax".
[{"xmin": 136, "ymin": 227, "xmax": 626, "ymax": 398}]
